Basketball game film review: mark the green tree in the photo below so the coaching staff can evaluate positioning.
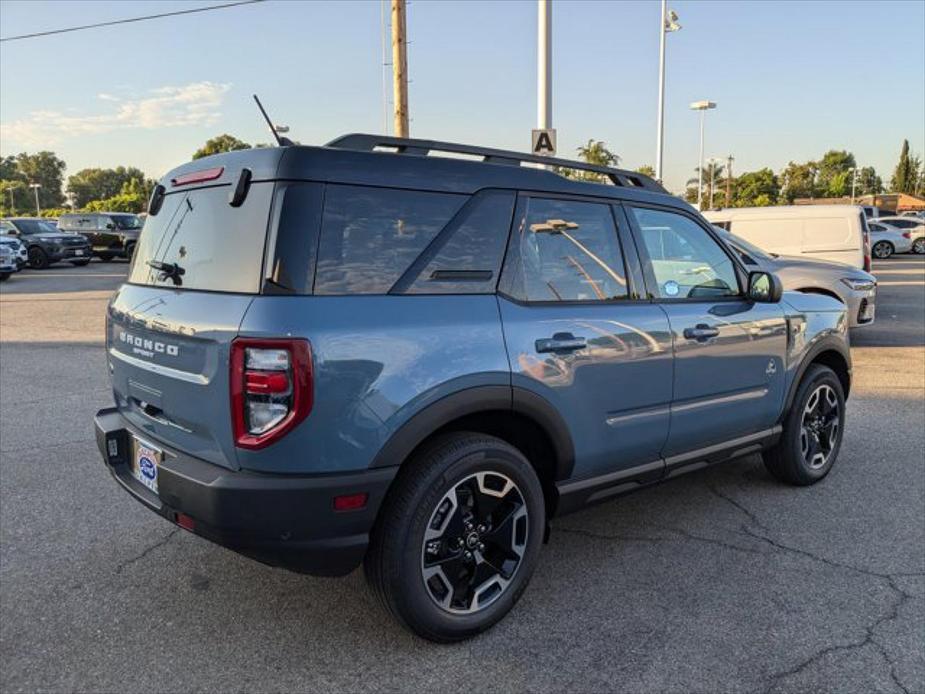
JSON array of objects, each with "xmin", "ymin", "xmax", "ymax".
[
  {"xmin": 635, "ymin": 165, "xmax": 656, "ymax": 178},
  {"xmin": 0, "ymin": 155, "xmax": 20, "ymax": 180},
  {"xmin": 192, "ymin": 134, "xmax": 251, "ymax": 160},
  {"xmin": 816, "ymin": 150, "xmax": 856, "ymax": 197},
  {"xmin": 67, "ymin": 166, "xmax": 148, "ymax": 208},
  {"xmin": 558, "ymin": 139, "xmax": 621, "ymax": 183},
  {"xmin": 684, "ymin": 162, "xmax": 725, "ymax": 209},
  {"xmin": 890, "ymin": 139, "xmax": 918, "ymax": 193},
  {"xmin": 732, "ymin": 168, "xmax": 779, "ymax": 207},
  {"xmin": 0, "ymin": 179, "xmax": 30, "ymax": 216},
  {"xmin": 13, "ymin": 151, "xmax": 66, "ymax": 208},
  {"xmin": 780, "ymin": 161, "xmax": 818, "ymax": 203},
  {"xmin": 856, "ymin": 166, "xmax": 883, "ymax": 196}
]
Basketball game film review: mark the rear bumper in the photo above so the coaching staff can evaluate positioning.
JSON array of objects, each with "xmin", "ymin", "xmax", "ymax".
[{"xmin": 95, "ymin": 407, "xmax": 397, "ymax": 576}]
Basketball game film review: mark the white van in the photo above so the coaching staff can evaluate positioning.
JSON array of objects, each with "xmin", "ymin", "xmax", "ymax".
[{"xmin": 703, "ymin": 205, "xmax": 871, "ymax": 271}]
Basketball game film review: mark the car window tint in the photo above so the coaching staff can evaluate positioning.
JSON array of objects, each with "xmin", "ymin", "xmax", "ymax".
[
  {"xmin": 315, "ymin": 185, "xmax": 466, "ymax": 295},
  {"xmin": 630, "ymin": 207, "xmax": 740, "ymax": 299},
  {"xmin": 503, "ymin": 198, "xmax": 628, "ymax": 302},
  {"xmin": 405, "ymin": 190, "xmax": 515, "ymax": 295}
]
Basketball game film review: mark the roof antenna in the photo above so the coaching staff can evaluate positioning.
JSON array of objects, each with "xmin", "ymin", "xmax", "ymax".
[{"xmin": 253, "ymin": 94, "xmax": 293, "ymax": 146}]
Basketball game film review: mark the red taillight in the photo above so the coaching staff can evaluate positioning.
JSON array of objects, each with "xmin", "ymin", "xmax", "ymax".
[
  {"xmin": 171, "ymin": 166, "xmax": 224, "ymax": 187},
  {"xmin": 333, "ymin": 493, "xmax": 368, "ymax": 512},
  {"xmin": 176, "ymin": 512, "xmax": 196, "ymax": 531},
  {"xmin": 902, "ymin": 231, "xmax": 912, "ymax": 239},
  {"xmin": 230, "ymin": 338, "xmax": 313, "ymax": 449}
]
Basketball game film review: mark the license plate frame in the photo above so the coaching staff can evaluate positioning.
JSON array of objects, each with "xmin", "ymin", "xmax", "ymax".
[{"xmin": 131, "ymin": 437, "xmax": 162, "ymax": 495}]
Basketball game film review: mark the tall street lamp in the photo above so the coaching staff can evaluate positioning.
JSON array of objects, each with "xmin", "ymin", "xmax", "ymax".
[
  {"xmin": 29, "ymin": 183, "xmax": 42, "ymax": 216},
  {"xmin": 690, "ymin": 100, "xmax": 716, "ymax": 209},
  {"xmin": 655, "ymin": 1, "xmax": 681, "ymax": 182}
]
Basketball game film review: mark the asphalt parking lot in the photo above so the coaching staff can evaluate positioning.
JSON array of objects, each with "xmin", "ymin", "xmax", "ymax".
[{"xmin": 1, "ymin": 257, "xmax": 923, "ymax": 693}]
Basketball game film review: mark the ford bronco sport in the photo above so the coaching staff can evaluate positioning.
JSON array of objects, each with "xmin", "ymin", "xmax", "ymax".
[{"xmin": 95, "ymin": 135, "xmax": 851, "ymax": 642}]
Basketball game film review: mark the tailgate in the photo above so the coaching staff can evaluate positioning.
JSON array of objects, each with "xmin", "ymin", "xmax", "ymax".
[{"xmin": 108, "ymin": 285, "xmax": 253, "ymax": 471}]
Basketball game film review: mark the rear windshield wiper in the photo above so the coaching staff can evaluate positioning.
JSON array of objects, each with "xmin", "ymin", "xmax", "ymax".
[{"xmin": 147, "ymin": 260, "xmax": 186, "ymax": 286}]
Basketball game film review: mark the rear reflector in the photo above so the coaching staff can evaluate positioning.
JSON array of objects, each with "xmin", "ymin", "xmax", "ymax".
[
  {"xmin": 171, "ymin": 166, "xmax": 224, "ymax": 187},
  {"xmin": 333, "ymin": 493, "xmax": 368, "ymax": 512},
  {"xmin": 176, "ymin": 513, "xmax": 196, "ymax": 531},
  {"xmin": 245, "ymin": 371, "xmax": 290, "ymax": 394}
]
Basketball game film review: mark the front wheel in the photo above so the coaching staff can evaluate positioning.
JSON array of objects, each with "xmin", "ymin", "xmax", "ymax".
[
  {"xmin": 98, "ymin": 253, "xmax": 114, "ymax": 262},
  {"xmin": 365, "ymin": 432, "xmax": 545, "ymax": 642},
  {"xmin": 763, "ymin": 364, "xmax": 845, "ymax": 486},
  {"xmin": 912, "ymin": 238, "xmax": 925, "ymax": 255},
  {"xmin": 28, "ymin": 247, "xmax": 49, "ymax": 269},
  {"xmin": 872, "ymin": 240, "xmax": 894, "ymax": 259}
]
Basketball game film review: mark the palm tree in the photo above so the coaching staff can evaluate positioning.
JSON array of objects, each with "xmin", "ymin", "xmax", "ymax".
[{"xmin": 685, "ymin": 161, "xmax": 725, "ymax": 209}]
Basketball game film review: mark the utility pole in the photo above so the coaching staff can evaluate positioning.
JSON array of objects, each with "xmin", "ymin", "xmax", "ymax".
[
  {"xmin": 708, "ymin": 158, "xmax": 717, "ymax": 211},
  {"xmin": 725, "ymin": 154, "xmax": 734, "ymax": 207},
  {"xmin": 850, "ymin": 167, "xmax": 858, "ymax": 204},
  {"xmin": 29, "ymin": 183, "xmax": 41, "ymax": 216},
  {"xmin": 537, "ymin": 0, "xmax": 552, "ymax": 135},
  {"xmin": 391, "ymin": 0, "xmax": 409, "ymax": 138}
]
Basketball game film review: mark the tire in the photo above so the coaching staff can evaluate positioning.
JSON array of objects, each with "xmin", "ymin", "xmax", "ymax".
[
  {"xmin": 365, "ymin": 432, "xmax": 545, "ymax": 642},
  {"xmin": 28, "ymin": 246, "xmax": 49, "ymax": 269},
  {"xmin": 912, "ymin": 238, "xmax": 925, "ymax": 255},
  {"xmin": 0, "ymin": 273, "xmax": 9, "ymax": 282},
  {"xmin": 98, "ymin": 253, "xmax": 114, "ymax": 262},
  {"xmin": 763, "ymin": 364, "xmax": 845, "ymax": 486},
  {"xmin": 125, "ymin": 243, "xmax": 136, "ymax": 263},
  {"xmin": 872, "ymin": 240, "xmax": 893, "ymax": 259},
  {"xmin": 70, "ymin": 260, "xmax": 91, "ymax": 267}
]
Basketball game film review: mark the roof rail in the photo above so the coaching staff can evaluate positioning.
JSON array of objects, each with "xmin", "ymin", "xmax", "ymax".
[{"xmin": 326, "ymin": 133, "xmax": 667, "ymax": 193}]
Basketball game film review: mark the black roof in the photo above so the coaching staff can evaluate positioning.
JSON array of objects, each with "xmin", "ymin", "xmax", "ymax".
[{"xmin": 160, "ymin": 134, "xmax": 688, "ymax": 211}]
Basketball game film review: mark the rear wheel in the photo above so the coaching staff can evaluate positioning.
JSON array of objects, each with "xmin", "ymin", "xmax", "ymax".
[
  {"xmin": 125, "ymin": 242, "xmax": 136, "ymax": 262},
  {"xmin": 28, "ymin": 246, "xmax": 49, "ymax": 269},
  {"xmin": 365, "ymin": 432, "xmax": 544, "ymax": 642},
  {"xmin": 0, "ymin": 273, "xmax": 9, "ymax": 282},
  {"xmin": 763, "ymin": 364, "xmax": 845, "ymax": 485},
  {"xmin": 98, "ymin": 253, "xmax": 114, "ymax": 262},
  {"xmin": 872, "ymin": 240, "xmax": 894, "ymax": 259},
  {"xmin": 71, "ymin": 260, "xmax": 90, "ymax": 267},
  {"xmin": 912, "ymin": 238, "xmax": 925, "ymax": 255}
]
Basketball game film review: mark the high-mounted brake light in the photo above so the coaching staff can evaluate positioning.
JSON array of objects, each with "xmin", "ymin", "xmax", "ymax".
[
  {"xmin": 230, "ymin": 338, "xmax": 313, "ymax": 449},
  {"xmin": 171, "ymin": 166, "xmax": 224, "ymax": 187}
]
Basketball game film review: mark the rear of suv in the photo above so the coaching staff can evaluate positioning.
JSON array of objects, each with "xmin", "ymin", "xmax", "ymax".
[{"xmin": 96, "ymin": 137, "xmax": 852, "ymax": 641}]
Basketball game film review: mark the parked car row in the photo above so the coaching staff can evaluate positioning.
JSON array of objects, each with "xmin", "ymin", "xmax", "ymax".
[{"xmin": 0, "ymin": 212, "xmax": 143, "ymax": 275}]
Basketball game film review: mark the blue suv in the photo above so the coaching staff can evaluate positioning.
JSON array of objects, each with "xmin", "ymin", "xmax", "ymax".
[{"xmin": 95, "ymin": 136, "xmax": 851, "ymax": 641}]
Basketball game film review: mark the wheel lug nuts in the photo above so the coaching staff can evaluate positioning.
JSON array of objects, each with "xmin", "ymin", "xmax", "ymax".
[
  {"xmin": 477, "ymin": 525, "xmax": 486, "ymax": 533},
  {"xmin": 464, "ymin": 551, "xmax": 472, "ymax": 560},
  {"xmin": 478, "ymin": 543, "xmax": 485, "ymax": 551}
]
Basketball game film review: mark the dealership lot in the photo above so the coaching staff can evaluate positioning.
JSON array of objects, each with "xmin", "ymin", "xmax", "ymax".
[{"xmin": 1, "ymin": 258, "xmax": 922, "ymax": 693}]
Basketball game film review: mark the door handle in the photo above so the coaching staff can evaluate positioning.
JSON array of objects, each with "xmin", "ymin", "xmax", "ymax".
[
  {"xmin": 683, "ymin": 324, "xmax": 720, "ymax": 341},
  {"xmin": 535, "ymin": 332, "xmax": 587, "ymax": 354}
]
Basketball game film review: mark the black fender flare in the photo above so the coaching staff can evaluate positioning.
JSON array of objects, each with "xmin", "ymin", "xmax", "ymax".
[
  {"xmin": 369, "ymin": 385, "xmax": 575, "ymax": 481},
  {"xmin": 781, "ymin": 335, "xmax": 852, "ymax": 419}
]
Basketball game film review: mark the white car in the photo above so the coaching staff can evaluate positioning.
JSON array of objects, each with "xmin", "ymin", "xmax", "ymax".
[
  {"xmin": 0, "ymin": 234, "xmax": 28, "ymax": 269},
  {"xmin": 868, "ymin": 221, "xmax": 913, "ymax": 258},
  {"xmin": 875, "ymin": 216, "xmax": 925, "ymax": 255}
]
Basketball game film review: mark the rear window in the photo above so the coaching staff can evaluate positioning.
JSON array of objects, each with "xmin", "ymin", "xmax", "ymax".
[
  {"xmin": 128, "ymin": 183, "xmax": 272, "ymax": 294},
  {"xmin": 314, "ymin": 185, "xmax": 466, "ymax": 295}
]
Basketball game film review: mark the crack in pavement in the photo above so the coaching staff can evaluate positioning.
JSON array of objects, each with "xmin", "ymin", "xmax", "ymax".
[
  {"xmin": 703, "ymin": 484, "xmax": 918, "ymax": 694},
  {"xmin": 114, "ymin": 528, "xmax": 180, "ymax": 575}
]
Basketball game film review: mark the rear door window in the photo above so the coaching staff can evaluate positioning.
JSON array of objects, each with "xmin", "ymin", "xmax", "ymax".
[
  {"xmin": 128, "ymin": 183, "xmax": 273, "ymax": 294},
  {"xmin": 501, "ymin": 197, "xmax": 629, "ymax": 302},
  {"xmin": 314, "ymin": 185, "xmax": 466, "ymax": 295}
]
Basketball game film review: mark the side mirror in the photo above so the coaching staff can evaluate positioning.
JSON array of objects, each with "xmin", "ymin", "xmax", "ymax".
[{"xmin": 748, "ymin": 271, "xmax": 783, "ymax": 303}]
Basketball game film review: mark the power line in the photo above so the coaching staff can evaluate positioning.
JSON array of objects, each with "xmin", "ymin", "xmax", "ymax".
[{"xmin": 0, "ymin": 0, "xmax": 267, "ymax": 43}]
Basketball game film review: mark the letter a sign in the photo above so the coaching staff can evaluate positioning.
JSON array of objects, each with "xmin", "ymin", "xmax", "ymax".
[{"xmin": 531, "ymin": 129, "xmax": 556, "ymax": 157}]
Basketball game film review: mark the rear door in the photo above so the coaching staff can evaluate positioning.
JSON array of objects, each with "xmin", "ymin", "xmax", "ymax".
[
  {"xmin": 109, "ymin": 180, "xmax": 275, "ymax": 470},
  {"xmin": 625, "ymin": 205, "xmax": 787, "ymax": 465},
  {"xmin": 498, "ymin": 195, "xmax": 673, "ymax": 481}
]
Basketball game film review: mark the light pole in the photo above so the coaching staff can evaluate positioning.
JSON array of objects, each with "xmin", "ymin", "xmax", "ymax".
[
  {"xmin": 537, "ymin": 0, "xmax": 552, "ymax": 134},
  {"xmin": 655, "ymin": 1, "xmax": 681, "ymax": 182},
  {"xmin": 6, "ymin": 185, "xmax": 15, "ymax": 214},
  {"xmin": 690, "ymin": 100, "xmax": 716, "ymax": 209},
  {"xmin": 849, "ymin": 167, "xmax": 859, "ymax": 203},
  {"xmin": 29, "ymin": 183, "xmax": 41, "ymax": 216},
  {"xmin": 707, "ymin": 157, "xmax": 720, "ymax": 210}
]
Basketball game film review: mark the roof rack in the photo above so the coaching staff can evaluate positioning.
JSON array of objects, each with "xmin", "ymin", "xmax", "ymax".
[{"xmin": 326, "ymin": 134, "xmax": 667, "ymax": 193}]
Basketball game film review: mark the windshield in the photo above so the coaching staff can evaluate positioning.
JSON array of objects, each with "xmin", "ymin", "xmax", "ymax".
[
  {"xmin": 110, "ymin": 214, "xmax": 143, "ymax": 230},
  {"xmin": 12, "ymin": 219, "xmax": 59, "ymax": 235},
  {"xmin": 718, "ymin": 229, "xmax": 775, "ymax": 261}
]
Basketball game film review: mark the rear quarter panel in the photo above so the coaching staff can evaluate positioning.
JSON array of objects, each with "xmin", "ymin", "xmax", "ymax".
[{"xmin": 236, "ymin": 295, "xmax": 510, "ymax": 473}]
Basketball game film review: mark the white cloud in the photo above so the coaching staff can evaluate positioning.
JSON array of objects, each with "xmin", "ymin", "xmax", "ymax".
[{"xmin": 1, "ymin": 82, "xmax": 231, "ymax": 146}]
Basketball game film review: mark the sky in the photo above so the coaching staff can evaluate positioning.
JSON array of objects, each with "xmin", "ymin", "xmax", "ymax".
[{"xmin": 1, "ymin": 0, "xmax": 923, "ymax": 194}]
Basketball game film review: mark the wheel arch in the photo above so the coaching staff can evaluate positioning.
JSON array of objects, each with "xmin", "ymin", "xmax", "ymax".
[
  {"xmin": 782, "ymin": 339, "xmax": 851, "ymax": 420},
  {"xmin": 369, "ymin": 385, "xmax": 575, "ymax": 514}
]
